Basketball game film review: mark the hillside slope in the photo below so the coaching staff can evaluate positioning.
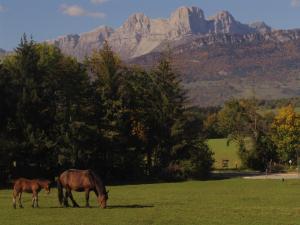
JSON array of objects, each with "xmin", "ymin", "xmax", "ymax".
[{"xmin": 130, "ymin": 32, "xmax": 300, "ymax": 106}]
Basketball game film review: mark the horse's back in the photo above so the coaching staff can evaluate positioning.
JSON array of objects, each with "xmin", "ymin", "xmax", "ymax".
[
  {"xmin": 13, "ymin": 178, "xmax": 30, "ymax": 187},
  {"xmin": 59, "ymin": 169, "xmax": 93, "ymax": 191},
  {"xmin": 13, "ymin": 178, "xmax": 39, "ymax": 193},
  {"xmin": 60, "ymin": 169, "xmax": 91, "ymax": 179}
]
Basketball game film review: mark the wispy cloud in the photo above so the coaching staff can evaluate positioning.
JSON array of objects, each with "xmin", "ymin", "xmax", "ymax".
[
  {"xmin": 90, "ymin": 0, "xmax": 109, "ymax": 4},
  {"xmin": 60, "ymin": 4, "xmax": 106, "ymax": 18},
  {"xmin": 0, "ymin": 4, "xmax": 6, "ymax": 12},
  {"xmin": 291, "ymin": 0, "xmax": 300, "ymax": 7}
]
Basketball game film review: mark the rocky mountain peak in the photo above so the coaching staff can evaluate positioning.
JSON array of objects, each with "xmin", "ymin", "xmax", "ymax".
[
  {"xmin": 211, "ymin": 10, "xmax": 235, "ymax": 22},
  {"xmin": 209, "ymin": 10, "xmax": 254, "ymax": 34},
  {"xmin": 48, "ymin": 6, "xmax": 274, "ymax": 60},
  {"xmin": 122, "ymin": 13, "xmax": 151, "ymax": 33},
  {"xmin": 79, "ymin": 26, "xmax": 114, "ymax": 45},
  {"xmin": 170, "ymin": 6, "xmax": 205, "ymax": 21},
  {"xmin": 88, "ymin": 25, "xmax": 114, "ymax": 33},
  {"xmin": 170, "ymin": 6, "xmax": 208, "ymax": 34},
  {"xmin": 249, "ymin": 21, "xmax": 272, "ymax": 33}
]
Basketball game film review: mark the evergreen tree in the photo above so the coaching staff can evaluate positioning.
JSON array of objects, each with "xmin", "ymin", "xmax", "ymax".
[
  {"xmin": 3, "ymin": 35, "xmax": 59, "ymax": 177},
  {"xmin": 55, "ymin": 55, "xmax": 92, "ymax": 168},
  {"xmin": 86, "ymin": 41, "xmax": 125, "ymax": 178},
  {"xmin": 151, "ymin": 53, "xmax": 186, "ymax": 169}
]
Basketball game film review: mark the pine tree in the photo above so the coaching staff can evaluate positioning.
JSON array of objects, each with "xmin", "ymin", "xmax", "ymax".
[
  {"xmin": 87, "ymin": 41, "xmax": 124, "ymax": 176},
  {"xmin": 151, "ymin": 53, "xmax": 186, "ymax": 168}
]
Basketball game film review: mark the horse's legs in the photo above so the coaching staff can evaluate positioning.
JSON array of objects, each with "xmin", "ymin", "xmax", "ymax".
[
  {"xmin": 35, "ymin": 193, "xmax": 39, "ymax": 208},
  {"xmin": 31, "ymin": 191, "xmax": 39, "ymax": 208},
  {"xmin": 18, "ymin": 192, "xmax": 23, "ymax": 208},
  {"xmin": 85, "ymin": 190, "xmax": 90, "ymax": 208},
  {"xmin": 31, "ymin": 193, "xmax": 35, "ymax": 208},
  {"xmin": 31, "ymin": 191, "xmax": 38, "ymax": 208},
  {"xmin": 63, "ymin": 190, "xmax": 69, "ymax": 207},
  {"xmin": 68, "ymin": 191, "xmax": 79, "ymax": 208},
  {"xmin": 12, "ymin": 190, "xmax": 17, "ymax": 209}
]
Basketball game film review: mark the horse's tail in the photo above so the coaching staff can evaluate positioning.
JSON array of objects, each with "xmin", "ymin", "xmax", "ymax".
[{"xmin": 57, "ymin": 178, "xmax": 64, "ymax": 206}]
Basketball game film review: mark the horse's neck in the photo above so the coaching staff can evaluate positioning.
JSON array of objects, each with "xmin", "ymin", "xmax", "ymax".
[
  {"xmin": 94, "ymin": 179, "xmax": 104, "ymax": 196},
  {"xmin": 90, "ymin": 172, "xmax": 105, "ymax": 196},
  {"xmin": 96, "ymin": 184, "xmax": 106, "ymax": 196},
  {"xmin": 37, "ymin": 180, "xmax": 46, "ymax": 188}
]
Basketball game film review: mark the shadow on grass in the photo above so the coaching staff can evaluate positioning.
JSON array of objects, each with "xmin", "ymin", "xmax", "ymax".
[
  {"xmin": 209, "ymin": 170, "xmax": 262, "ymax": 181},
  {"xmin": 48, "ymin": 204, "xmax": 154, "ymax": 209},
  {"xmin": 107, "ymin": 204, "xmax": 154, "ymax": 209},
  {"xmin": 49, "ymin": 206, "xmax": 98, "ymax": 209}
]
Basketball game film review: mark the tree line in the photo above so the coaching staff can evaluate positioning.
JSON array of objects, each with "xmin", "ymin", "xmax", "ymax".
[
  {"xmin": 1, "ymin": 35, "xmax": 299, "ymax": 184},
  {"xmin": 0, "ymin": 36, "xmax": 214, "ymax": 184},
  {"xmin": 205, "ymin": 98, "xmax": 300, "ymax": 171}
]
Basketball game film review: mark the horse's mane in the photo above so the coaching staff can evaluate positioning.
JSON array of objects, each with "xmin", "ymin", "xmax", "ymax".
[{"xmin": 88, "ymin": 170, "xmax": 106, "ymax": 196}]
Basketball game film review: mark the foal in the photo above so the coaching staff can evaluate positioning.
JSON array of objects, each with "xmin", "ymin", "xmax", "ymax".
[{"xmin": 12, "ymin": 178, "xmax": 51, "ymax": 209}]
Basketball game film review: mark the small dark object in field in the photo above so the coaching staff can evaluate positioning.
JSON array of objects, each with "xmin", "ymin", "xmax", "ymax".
[{"xmin": 282, "ymin": 178, "xmax": 285, "ymax": 182}]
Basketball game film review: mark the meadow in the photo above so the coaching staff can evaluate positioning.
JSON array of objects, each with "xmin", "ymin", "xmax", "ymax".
[
  {"xmin": 208, "ymin": 138, "xmax": 241, "ymax": 169},
  {"xmin": 1, "ymin": 179, "xmax": 300, "ymax": 225}
]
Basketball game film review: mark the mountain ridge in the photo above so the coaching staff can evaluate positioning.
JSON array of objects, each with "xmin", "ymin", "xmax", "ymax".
[
  {"xmin": 44, "ymin": 6, "xmax": 300, "ymax": 106},
  {"xmin": 47, "ymin": 6, "xmax": 272, "ymax": 60},
  {"xmin": 129, "ymin": 31, "xmax": 300, "ymax": 106}
]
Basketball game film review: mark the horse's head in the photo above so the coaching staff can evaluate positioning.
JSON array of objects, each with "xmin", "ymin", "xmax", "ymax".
[
  {"xmin": 44, "ymin": 180, "xmax": 51, "ymax": 194},
  {"xmin": 98, "ymin": 190, "xmax": 109, "ymax": 208}
]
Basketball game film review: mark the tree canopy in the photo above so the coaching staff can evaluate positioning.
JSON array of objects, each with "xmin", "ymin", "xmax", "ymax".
[{"xmin": 0, "ymin": 36, "xmax": 214, "ymax": 183}]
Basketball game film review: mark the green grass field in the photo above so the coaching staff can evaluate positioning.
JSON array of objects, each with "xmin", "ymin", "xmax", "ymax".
[
  {"xmin": 208, "ymin": 139, "xmax": 241, "ymax": 169},
  {"xmin": 1, "ymin": 179, "xmax": 300, "ymax": 225}
]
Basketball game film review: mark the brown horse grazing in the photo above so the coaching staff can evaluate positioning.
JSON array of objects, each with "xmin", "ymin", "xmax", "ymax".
[
  {"xmin": 57, "ymin": 169, "xmax": 109, "ymax": 208},
  {"xmin": 12, "ymin": 178, "xmax": 51, "ymax": 209}
]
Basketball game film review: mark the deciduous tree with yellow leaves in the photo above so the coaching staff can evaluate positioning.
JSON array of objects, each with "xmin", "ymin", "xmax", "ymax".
[{"xmin": 271, "ymin": 105, "xmax": 300, "ymax": 162}]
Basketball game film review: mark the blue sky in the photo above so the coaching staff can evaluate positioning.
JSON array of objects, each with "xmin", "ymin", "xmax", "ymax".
[{"xmin": 1, "ymin": 0, "xmax": 300, "ymax": 50}]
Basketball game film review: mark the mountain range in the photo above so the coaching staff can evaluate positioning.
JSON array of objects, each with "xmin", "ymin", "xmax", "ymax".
[
  {"xmin": 27, "ymin": 7, "xmax": 300, "ymax": 106},
  {"xmin": 47, "ymin": 6, "xmax": 272, "ymax": 60}
]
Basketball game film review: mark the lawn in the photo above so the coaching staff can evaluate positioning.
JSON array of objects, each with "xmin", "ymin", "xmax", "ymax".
[
  {"xmin": 208, "ymin": 138, "xmax": 241, "ymax": 169},
  {"xmin": 1, "ymin": 179, "xmax": 300, "ymax": 225}
]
